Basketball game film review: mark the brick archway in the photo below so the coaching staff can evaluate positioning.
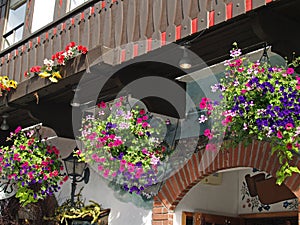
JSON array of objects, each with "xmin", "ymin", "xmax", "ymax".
[{"xmin": 152, "ymin": 139, "xmax": 300, "ymax": 225}]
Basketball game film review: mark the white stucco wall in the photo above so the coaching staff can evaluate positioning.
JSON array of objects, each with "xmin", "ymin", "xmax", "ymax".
[
  {"xmin": 50, "ymin": 137, "xmax": 153, "ymax": 225},
  {"xmin": 56, "ymin": 168, "xmax": 153, "ymax": 225},
  {"xmin": 174, "ymin": 170, "xmax": 240, "ymax": 225}
]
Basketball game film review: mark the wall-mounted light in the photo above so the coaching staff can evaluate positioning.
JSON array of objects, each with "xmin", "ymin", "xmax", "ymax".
[
  {"xmin": 179, "ymin": 45, "xmax": 192, "ymax": 69},
  {"xmin": 62, "ymin": 147, "xmax": 90, "ymax": 206},
  {"xmin": 1, "ymin": 113, "xmax": 9, "ymax": 131},
  {"xmin": 70, "ymin": 86, "xmax": 81, "ymax": 107}
]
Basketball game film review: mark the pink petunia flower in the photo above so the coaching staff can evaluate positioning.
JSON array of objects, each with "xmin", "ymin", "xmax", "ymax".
[
  {"xmin": 205, "ymin": 143, "xmax": 217, "ymax": 151},
  {"xmin": 286, "ymin": 68, "xmax": 294, "ymax": 74},
  {"xmin": 204, "ymin": 129, "xmax": 211, "ymax": 137},
  {"xmin": 199, "ymin": 101, "xmax": 206, "ymax": 109},
  {"xmin": 277, "ymin": 131, "xmax": 283, "ymax": 139},
  {"xmin": 15, "ymin": 126, "xmax": 22, "ymax": 134},
  {"xmin": 103, "ymin": 169, "xmax": 110, "ymax": 178},
  {"xmin": 285, "ymin": 123, "xmax": 294, "ymax": 130}
]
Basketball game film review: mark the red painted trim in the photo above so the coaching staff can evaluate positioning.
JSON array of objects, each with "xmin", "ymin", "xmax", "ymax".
[
  {"xmin": 90, "ymin": 6, "xmax": 95, "ymax": 15},
  {"xmin": 209, "ymin": 11, "xmax": 215, "ymax": 27},
  {"xmin": 265, "ymin": 0, "xmax": 272, "ymax": 3},
  {"xmin": 226, "ymin": 3, "xmax": 233, "ymax": 20},
  {"xmin": 29, "ymin": 41, "xmax": 32, "ymax": 48},
  {"xmin": 121, "ymin": 49, "xmax": 126, "ymax": 62},
  {"xmin": 191, "ymin": 18, "xmax": 198, "ymax": 34},
  {"xmin": 22, "ymin": 45, "xmax": 26, "ymax": 52},
  {"xmin": 102, "ymin": 1, "xmax": 106, "ymax": 8},
  {"xmin": 15, "ymin": 49, "xmax": 18, "ymax": 56},
  {"xmin": 37, "ymin": 36, "xmax": 40, "ymax": 44},
  {"xmin": 71, "ymin": 18, "xmax": 75, "ymax": 25},
  {"xmin": 161, "ymin": 32, "xmax": 166, "ymax": 46},
  {"xmin": 246, "ymin": 0, "xmax": 252, "ymax": 12},
  {"xmin": 147, "ymin": 38, "xmax": 152, "ymax": 52},
  {"xmin": 1, "ymin": 57, "xmax": 4, "ymax": 64},
  {"xmin": 61, "ymin": 22, "xmax": 66, "ymax": 30},
  {"xmin": 133, "ymin": 44, "xmax": 138, "ymax": 57},
  {"xmin": 45, "ymin": 32, "xmax": 49, "ymax": 40},
  {"xmin": 53, "ymin": 28, "xmax": 57, "ymax": 35},
  {"xmin": 175, "ymin": 25, "xmax": 181, "ymax": 40},
  {"xmin": 59, "ymin": 0, "xmax": 62, "ymax": 6},
  {"xmin": 81, "ymin": 12, "xmax": 85, "ymax": 20}
]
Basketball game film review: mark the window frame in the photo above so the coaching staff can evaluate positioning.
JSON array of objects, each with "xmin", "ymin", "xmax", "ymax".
[{"xmin": 1, "ymin": 0, "xmax": 27, "ymax": 50}]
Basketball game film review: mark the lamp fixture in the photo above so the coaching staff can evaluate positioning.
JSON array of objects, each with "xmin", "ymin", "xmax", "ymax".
[
  {"xmin": 1, "ymin": 113, "xmax": 9, "ymax": 131},
  {"xmin": 70, "ymin": 86, "xmax": 81, "ymax": 107},
  {"xmin": 179, "ymin": 45, "xmax": 192, "ymax": 69},
  {"xmin": 62, "ymin": 147, "xmax": 90, "ymax": 206}
]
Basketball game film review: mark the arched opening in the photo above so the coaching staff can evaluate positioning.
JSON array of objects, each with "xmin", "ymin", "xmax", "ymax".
[{"xmin": 152, "ymin": 140, "xmax": 300, "ymax": 225}]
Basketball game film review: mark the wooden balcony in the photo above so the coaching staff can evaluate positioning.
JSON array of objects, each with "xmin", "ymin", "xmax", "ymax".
[{"xmin": 0, "ymin": 0, "xmax": 299, "ymax": 140}]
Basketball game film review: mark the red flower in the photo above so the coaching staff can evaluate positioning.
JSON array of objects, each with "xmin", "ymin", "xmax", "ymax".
[
  {"xmin": 77, "ymin": 45, "xmax": 88, "ymax": 54},
  {"xmin": 13, "ymin": 153, "xmax": 21, "ymax": 161},
  {"xmin": 225, "ymin": 116, "xmax": 233, "ymax": 123},
  {"xmin": 69, "ymin": 42, "xmax": 76, "ymax": 48},
  {"xmin": 30, "ymin": 66, "xmax": 41, "ymax": 73},
  {"xmin": 24, "ymin": 71, "xmax": 30, "ymax": 78},
  {"xmin": 139, "ymin": 109, "xmax": 145, "ymax": 115},
  {"xmin": 52, "ymin": 170, "xmax": 59, "ymax": 177},
  {"xmin": 97, "ymin": 101, "xmax": 106, "ymax": 108},
  {"xmin": 286, "ymin": 143, "xmax": 293, "ymax": 150}
]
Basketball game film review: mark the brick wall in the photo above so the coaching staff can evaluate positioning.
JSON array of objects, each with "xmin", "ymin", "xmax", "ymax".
[{"xmin": 152, "ymin": 140, "xmax": 300, "ymax": 225}]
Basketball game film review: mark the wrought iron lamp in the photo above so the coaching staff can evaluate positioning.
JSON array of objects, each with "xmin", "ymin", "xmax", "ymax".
[{"xmin": 62, "ymin": 147, "xmax": 90, "ymax": 206}]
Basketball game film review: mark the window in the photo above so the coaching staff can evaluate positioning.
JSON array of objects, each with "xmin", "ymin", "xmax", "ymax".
[
  {"xmin": 68, "ymin": 0, "xmax": 89, "ymax": 11},
  {"xmin": 2, "ymin": 0, "xmax": 26, "ymax": 49},
  {"xmin": 31, "ymin": 0, "xmax": 55, "ymax": 32}
]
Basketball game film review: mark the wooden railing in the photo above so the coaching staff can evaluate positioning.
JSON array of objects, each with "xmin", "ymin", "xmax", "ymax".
[{"xmin": 0, "ymin": 0, "xmax": 275, "ymax": 100}]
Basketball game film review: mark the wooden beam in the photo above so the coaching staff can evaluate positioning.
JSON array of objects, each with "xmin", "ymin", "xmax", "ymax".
[{"xmin": 239, "ymin": 211, "xmax": 298, "ymax": 219}]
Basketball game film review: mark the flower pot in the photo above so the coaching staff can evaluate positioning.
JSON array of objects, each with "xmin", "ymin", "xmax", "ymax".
[{"xmin": 63, "ymin": 209, "xmax": 110, "ymax": 225}]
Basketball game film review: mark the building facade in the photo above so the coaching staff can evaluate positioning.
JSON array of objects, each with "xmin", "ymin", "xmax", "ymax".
[{"xmin": 0, "ymin": 0, "xmax": 299, "ymax": 225}]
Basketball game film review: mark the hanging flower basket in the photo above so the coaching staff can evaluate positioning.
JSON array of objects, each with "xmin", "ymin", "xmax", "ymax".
[
  {"xmin": 0, "ymin": 126, "xmax": 67, "ymax": 206},
  {"xmin": 78, "ymin": 97, "xmax": 172, "ymax": 195},
  {"xmin": 199, "ymin": 43, "xmax": 300, "ymax": 184}
]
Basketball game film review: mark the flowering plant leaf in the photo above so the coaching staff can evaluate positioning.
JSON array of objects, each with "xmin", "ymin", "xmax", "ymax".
[
  {"xmin": 0, "ymin": 126, "xmax": 67, "ymax": 206},
  {"xmin": 200, "ymin": 43, "xmax": 300, "ymax": 184},
  {"xmin": 79, "ymin": 97, "xmax": 171, "ymax": 195}
]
